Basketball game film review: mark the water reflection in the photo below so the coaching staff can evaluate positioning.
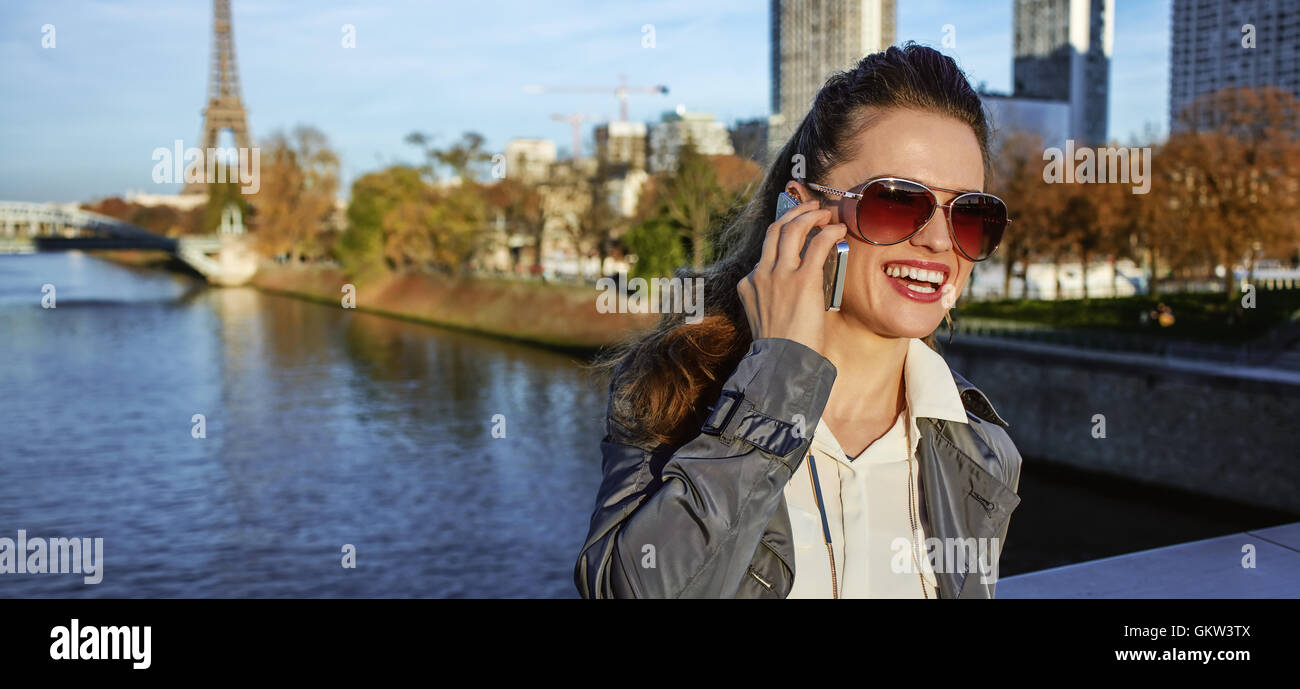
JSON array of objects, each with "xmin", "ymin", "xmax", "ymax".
[{"xmin": 0, "ymin": 253, "xmax": 608, "ymax": 597}]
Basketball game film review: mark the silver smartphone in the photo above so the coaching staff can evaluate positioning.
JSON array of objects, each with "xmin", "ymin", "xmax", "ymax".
[{"xmin": 776, "ymin": 191, "xmax": 849, "ymax": 311}]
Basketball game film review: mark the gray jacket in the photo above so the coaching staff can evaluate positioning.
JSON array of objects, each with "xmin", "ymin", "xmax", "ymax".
[{"xmin": 574, "ymin": 337, "xmax": 1023, "ymax": 599}]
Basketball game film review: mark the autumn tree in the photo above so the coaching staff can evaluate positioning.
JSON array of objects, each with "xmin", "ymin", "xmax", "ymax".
[
  {"xmin": 991, "ymin": 132, "xmax": 1053, "ymax": 297},
  {"xmin": 338, "ymin": 165, "xmax": 424, "ymax": 275},
  {"xmin": 660, "ymin": 138, "xmax": 726, "ymax": 271},
  {"xmin": 1166, "ymin": 86, "xmax": 1300, "ymax": 297},
  {"xmin": 482, "ymin": 177, "xmax": 545, "ymax": 272},
  {"xmin": 252, "ymin": 125, "xmax": 340, "ymax": 263},
  {"xmin": 405, "ymin": 131, "xmax": 494, "ymax": 183},
  {"xmin": 199, "ymin": 162, "xmax": 252, "ymax": 237},
  {"xmin": 626, "ymin": 144, "xmax": 760, "ymax": 276}
]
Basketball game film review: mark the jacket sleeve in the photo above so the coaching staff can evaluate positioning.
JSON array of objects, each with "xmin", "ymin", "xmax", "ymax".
[
  {"xmin": 574, "ymin": 337, "xmax": 838, "ymax": 599},
  {"xmin": 1007, "ymin": 442, "xmax": 1022, "ymax": 494}
]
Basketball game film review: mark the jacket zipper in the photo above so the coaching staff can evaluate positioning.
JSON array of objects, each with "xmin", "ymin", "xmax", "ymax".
[
  {"xmin": 969, "ymin": 489, "xmax": 996, "ymax": 516},
  {"xmin": 748, "ymin": 565, "xmax": 774, "ymax": 591}
]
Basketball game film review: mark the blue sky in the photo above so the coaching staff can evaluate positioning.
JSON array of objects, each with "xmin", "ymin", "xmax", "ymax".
[{"xmin": 0, "ymin": 0, "xmax": 1169, "ymax": 202}]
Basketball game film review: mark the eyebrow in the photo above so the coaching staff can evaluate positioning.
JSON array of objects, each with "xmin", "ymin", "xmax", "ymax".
[{"xmin": 849, "ymin": 174, "xmax": 981, "ymax": 194}]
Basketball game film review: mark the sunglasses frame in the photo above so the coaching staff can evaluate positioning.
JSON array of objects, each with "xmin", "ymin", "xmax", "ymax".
[{"xmin": 805, "ymin": 177, "xmax": 1012, "ymax": 262}]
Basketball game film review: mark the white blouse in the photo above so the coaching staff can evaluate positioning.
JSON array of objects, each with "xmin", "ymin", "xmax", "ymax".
[{"xmin": 783, "ymin": 337, "xmax": 971, "ymax": 598}]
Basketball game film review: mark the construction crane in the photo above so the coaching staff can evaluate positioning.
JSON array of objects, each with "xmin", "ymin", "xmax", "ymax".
[
  {"xmin": 550, "ymin": 113, "xmax": 594, "ymax": 160},
  {"xmin": 526, "ymin": 73, "xmax": 669, "ymax": 122}
]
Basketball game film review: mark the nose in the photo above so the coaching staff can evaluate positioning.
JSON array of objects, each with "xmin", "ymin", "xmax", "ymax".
[{"xmin": 910, "ymin": 200, "xmax": 956, "ymax": 254}]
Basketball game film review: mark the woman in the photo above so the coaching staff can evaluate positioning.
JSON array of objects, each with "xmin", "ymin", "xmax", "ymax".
[{"xmin": 575, "ymin": 42, "xmax": 1023, "ymax": 599}]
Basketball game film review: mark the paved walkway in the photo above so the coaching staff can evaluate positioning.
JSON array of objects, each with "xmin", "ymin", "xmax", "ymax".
[{"xmin": 998, "ymin": 522, "xmax": 1300, "ymax": 598}]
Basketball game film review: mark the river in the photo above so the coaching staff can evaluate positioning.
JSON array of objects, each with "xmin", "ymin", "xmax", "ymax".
[{"xmin": 0, "ymin": 253, "xmax": 608, "ymax": 597}]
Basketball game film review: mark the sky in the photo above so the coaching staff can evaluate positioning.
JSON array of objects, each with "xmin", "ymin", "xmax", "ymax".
[{"xmin": 0, "ymin": 0, "xmax": 1170, "ymax": 203}]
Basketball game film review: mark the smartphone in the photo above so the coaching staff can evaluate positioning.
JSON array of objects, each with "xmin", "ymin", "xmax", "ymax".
[{"xmin": 776, "ymin": 191, "xmax": 849, "ymax": 311}]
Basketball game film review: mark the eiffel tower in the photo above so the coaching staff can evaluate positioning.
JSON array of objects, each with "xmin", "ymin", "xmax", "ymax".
[{"xmin": 183, "ymin": 0, "xmax": 252, "ymax": 195}]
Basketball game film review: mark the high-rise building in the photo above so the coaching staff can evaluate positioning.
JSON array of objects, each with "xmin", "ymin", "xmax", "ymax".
[
  {"xmin": 647, "ymin": 107, "xmax": 736, "ymax": 174},
  {"xmin": 729, "ymin": 118, "xmax": 771, "ymax": 166},
  {"xmin": 768, "ymin": 0, "xmax": 896, "ymax": 158},
  {"xmin": 504, "ymin": 138, "xmax": 557, "ymax": 185},
  {"xmin": 1170, "ymin": 0, "xmax": 1300, "ymax": 132},
  {"xmin": 982, "ymin": 93, "xmax": 1073, "ymax": 152},
  {"xmin": 595, "ymin": 121, "xmax": 648, "ymax": 171},
  {"xmin": 1013, "ymin": 0, "xmax": 1114, "ymax": 145}
]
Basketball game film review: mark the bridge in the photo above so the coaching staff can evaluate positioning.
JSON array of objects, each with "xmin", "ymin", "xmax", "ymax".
[{"xmin": 0, "ymin": 200, "xmax": 258, "ymax": 286}]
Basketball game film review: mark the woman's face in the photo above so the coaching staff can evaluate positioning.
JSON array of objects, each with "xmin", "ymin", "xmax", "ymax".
[{"xmin": 796, "ymin": 107, "xmax": 985, "ymax": 339}]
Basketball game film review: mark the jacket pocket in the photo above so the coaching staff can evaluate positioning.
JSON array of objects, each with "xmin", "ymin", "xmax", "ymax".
[{"xmin": 747, "ymin": 564, "xmax": 775, "ymax": 591}]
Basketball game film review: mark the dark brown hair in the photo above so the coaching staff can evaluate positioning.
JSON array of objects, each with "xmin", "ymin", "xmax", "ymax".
[{"xmin": 596, "ymin": 42, "xmax": 993, "ymax": 449}]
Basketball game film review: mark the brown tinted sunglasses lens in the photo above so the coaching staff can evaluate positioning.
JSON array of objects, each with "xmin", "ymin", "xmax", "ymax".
[
  {"xmin": 855, "ymin": 179, "xmax": 935, "ymax": 244},
  {"xmin": 950, "ymin": 194, "xmax": 1008, "ymax": 261}
]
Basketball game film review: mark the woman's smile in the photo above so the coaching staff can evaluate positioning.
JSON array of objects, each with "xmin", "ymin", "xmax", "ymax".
[{"xmin": 878, "ymin": 259, "xmax": 953, "ymax": 303}]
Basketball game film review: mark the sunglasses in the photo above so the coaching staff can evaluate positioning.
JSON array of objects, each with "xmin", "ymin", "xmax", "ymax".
[{"xmin": 806, "ymin": 177, "xmax": 1011, "ymax": 262}]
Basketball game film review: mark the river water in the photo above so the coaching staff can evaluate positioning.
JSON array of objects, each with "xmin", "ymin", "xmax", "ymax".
[
  {"xmin": 0, "ymin": 253, "xmax": 609, "ymax": 597},
  {"xmin": 3, "ymin": 253, "xmax": 1291, "ymax": 597}
]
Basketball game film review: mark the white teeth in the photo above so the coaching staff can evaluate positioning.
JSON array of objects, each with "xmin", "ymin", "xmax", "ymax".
[
  {"xmin": 884, "ymin": 264, "xmax": 945, "ymax": 285},
  {"xmin": 905, "ymin": 283, "xmax": 936, "ymax": 294}
]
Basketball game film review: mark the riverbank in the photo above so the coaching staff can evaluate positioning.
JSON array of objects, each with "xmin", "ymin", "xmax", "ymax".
[{"xmin": 249, "ymin": 263, "xmax": 658, "ymax": 356}]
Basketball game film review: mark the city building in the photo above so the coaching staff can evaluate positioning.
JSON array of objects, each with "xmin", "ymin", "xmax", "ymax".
[
  {"xmin": 504, "ymin": 138, "xmax": 557, "ymax": 186},
  {"xmin": 729, "ymin": 118, "xmax": 770, "ymax": 166},
  {"xmin": 1012, "ymin": 0, "xmax": 1114, "ymax": 145},
  {"xmin": 982, "ymin": 92, "xmax": 1073, "ymax": 152},
  {"xmin": 1170, "ymin": 0, "xmax": 1300, "ymax": 132},
  {"xmin": 768, "ymin": 0, "xmax": 896, "ymax": 158},
  {"xmin": 608, "ymin": 168, "xmax": 649, "ymax": 218},
  {"xmin": 647, "ymin": 107, "xmax": 736, "ymax": 174},
  {"xmin": 594, "ymin": 121, "xmax": 648, "ymax": 171}
]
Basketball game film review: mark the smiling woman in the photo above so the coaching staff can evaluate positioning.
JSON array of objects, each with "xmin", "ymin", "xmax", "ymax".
[{"xmin": 575, "ymin": 41, "xmax": 1024, "ymax": 599}]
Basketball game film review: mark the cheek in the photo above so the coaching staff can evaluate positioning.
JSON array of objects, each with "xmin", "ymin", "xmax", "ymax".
[
  {"xmin": 848, "ymin": 242, "xmax": 883, "ymax": 289},
  {"xmin": 955, "ymin": 264, "xmax": 973, "ymax": 293}
]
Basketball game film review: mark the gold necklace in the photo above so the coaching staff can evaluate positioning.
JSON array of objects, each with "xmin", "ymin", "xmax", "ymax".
[{"xmin": 806, "ymin": 452, "xmax": 838, "ymax": 599}]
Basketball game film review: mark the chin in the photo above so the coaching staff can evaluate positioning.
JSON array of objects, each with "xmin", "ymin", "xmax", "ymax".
[
  {"xmin": 880, "ymin": 315, "xmax": 943, "ymax": 340},
  {"xmin": 850, "ymin": 305, "xmax": 943, "ymax": 340}
]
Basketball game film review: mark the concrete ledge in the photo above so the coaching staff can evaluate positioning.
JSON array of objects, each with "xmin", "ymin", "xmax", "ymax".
[
  {"xmin": 944, "ymin": 333, "xmax": 1300, "ymax": 390},
  {"xmin": 997, "ymin": 522, "xmax": 1300, "ymax": 598},
  {"xmin": 939, "ymin": 337, "xmax": 1300, "ymax": 513}
]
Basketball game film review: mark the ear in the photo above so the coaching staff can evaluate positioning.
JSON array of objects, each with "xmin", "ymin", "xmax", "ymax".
[
  {"xmin": 784, "ymin": 180, "xmax": 813, "ymax": 203},
  {"xmin": 785, "ymin": 180, "xmax": 843, "ymax": 225}
]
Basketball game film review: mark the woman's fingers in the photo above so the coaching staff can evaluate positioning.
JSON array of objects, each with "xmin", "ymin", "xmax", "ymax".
[
  {"xmin": 775, "ymin": 208, "xmax": 833, "ymax": 272},
  {"xmin": 735, "ymin": 272, "xmax": 761, "ymax": 339},
  {"xmin": 758, "ymin": 200, "xmax": 819, "ymax": 274},
  {"xmin": 738, "ymin": 198, "xmax": 838, "ymax": 355},
  {"xmin": 801, "ymin": 223, "xmax": 848, "ymax": 277}
]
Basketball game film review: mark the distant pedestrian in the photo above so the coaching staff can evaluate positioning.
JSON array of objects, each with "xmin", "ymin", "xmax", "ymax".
[{"xmin": 1155, "ymin": 303, "xmax": 1175, "ymax": 327}]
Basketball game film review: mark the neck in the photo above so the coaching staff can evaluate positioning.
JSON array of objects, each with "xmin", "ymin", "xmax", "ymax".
[{"xmin": 820, "ymin": 312, "xmax": 909, "ymax": 423}]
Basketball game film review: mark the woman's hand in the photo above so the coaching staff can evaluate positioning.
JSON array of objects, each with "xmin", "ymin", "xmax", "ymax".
[{"xmin": 737, "ymin": 200, "xmax": 848, "ymax": 357}]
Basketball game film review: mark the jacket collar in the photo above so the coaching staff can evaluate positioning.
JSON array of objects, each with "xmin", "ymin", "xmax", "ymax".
[
  {"xmin": 948, "ymin": 367, "xmax": 1010, "ymax": 429},
  {"xmin": 906, "ymin": 337, "xmax": 969, "ymax": 426}
]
